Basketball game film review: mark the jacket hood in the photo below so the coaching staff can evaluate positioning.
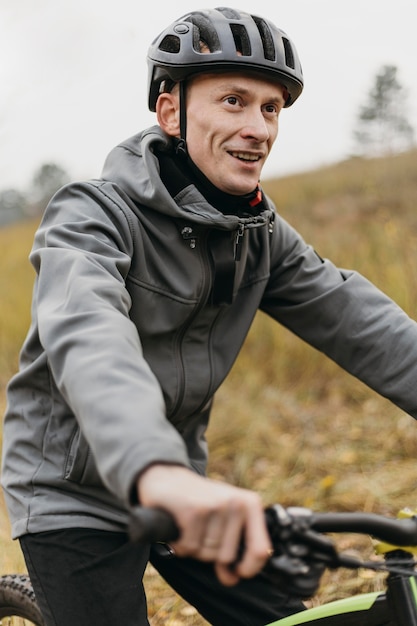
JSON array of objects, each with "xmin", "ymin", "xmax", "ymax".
[
  {"xmin": 101, "ymin": 126, "xmax": 177, "ymax": 214},
  {"xmin": 100, "ymin": 125, "xmax": 274, "ymax": 231}
]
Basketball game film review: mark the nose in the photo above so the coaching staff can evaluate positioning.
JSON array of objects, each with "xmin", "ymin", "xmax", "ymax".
[{"xmin": 240, "ymin": 107, "xmax": 270, "ymax": 142}]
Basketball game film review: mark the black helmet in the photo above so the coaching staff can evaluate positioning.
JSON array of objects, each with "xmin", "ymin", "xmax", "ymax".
[{"xmin": 147, "ymin": 7, "xmax": 303, "ymax": 111}]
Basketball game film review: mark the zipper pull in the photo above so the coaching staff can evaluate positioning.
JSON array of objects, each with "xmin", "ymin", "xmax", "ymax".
[
  {"xmin": 268, "ymin": 212, "xmax": 275, "ymax": 234},
  {"xmin": 234, "ymin": 224, "xmax": 245, "ymax": 261},
  {"xmin": 181, "ymin": 226, "xmax": 197, "ymax": 249}
]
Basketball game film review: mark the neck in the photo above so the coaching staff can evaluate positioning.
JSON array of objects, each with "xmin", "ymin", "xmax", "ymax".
[{"xmin": 159, "ymin": 139, "xmax": 264, "ymax": 216}]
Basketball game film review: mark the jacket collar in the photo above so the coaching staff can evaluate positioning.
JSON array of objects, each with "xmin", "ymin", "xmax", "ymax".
[{"xmin": 157, "ymin": 138, "xmax": 265, "ymax": 218}]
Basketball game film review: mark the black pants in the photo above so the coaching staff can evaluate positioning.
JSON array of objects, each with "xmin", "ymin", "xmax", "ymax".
[{"xmin": 20, "ymin": 529, "xmax": 305, "ymax": 626}]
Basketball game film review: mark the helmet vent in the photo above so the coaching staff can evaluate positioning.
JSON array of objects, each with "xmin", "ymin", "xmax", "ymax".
[
  {"xmin": 216, "ymin": 7, "xmax": 241, "ymax": 19},
  {"xmin": 230, "ymin": 24, "xmax": 251, "ymax": 56},
  {"xmin": 186, "ymin": 15, "xmax": 221, "ymax": 52},
  {"xmin": 159, "ymin": 35, "xmax": 181, "ymax": 54},
  {"xmin": 282, "ymin": 38, "xmax": 295, "ymax": 69},
  {"xmin": 252, "ymin": 16, "xmax": 275, "ymax": 61}
]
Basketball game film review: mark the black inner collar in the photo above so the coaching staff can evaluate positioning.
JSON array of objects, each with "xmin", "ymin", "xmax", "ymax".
[{"xmin": 156, "ymin": 139, "xmax": 264, "ymax": 217}]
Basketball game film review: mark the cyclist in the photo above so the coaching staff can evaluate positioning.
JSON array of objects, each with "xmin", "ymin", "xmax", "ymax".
[{"xmin": 2, "ymin": 7, "xmax": 417, "ymax": 626}]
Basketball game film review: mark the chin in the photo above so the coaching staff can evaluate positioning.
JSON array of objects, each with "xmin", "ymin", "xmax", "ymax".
[
  {"xmin": 223, "ymin": 178, "xmax": 257, "ymax": 196},
  {"xmin": 235, "ymin": 184, "xmax": 258, "ymax": 195}
]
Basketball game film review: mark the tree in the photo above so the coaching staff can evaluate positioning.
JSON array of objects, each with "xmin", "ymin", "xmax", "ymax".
[
  {"xmin": 353, "ymin": 65, "xmax": 415, "ymax": 156},
  {"xmin": 0, "ymin": 188, "xmax": 27, "ymax": 226},
  {"xmin": 0, "ymin": 162, "xmax": 70, "ymax": 227},
  {"xmin": 31, "ymin": 163, "xmax": 70, "ymax": 210}
]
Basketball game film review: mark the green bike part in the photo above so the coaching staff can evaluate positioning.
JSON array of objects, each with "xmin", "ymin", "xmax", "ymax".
[
  {"xmin": 265, "ymin": 592, "xmax": 381, "ymax": 625},
  {"xmin": 411, "ymin": 575, "xmax": 417, "ymax": 603}
]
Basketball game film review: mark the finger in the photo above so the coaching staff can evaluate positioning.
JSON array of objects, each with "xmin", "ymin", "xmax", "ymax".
[
  {"xmin": 172, "ymin": 506, "xmax": 228, "ymax": 558},
  {"xmin": 214, "ymin": 501, "xmax": 246, "ymax": 565},
  {"xmin": 198, "ymin": 509, "xmax": 229, "ymax": 559},
  {"xmin": 170, "ymin": 510, "xmax": 207, "ymax": 557},
  {"xmin": 235, "ymin": 501, "xmax": 272, "ymax": 579},
  {"xmin": 215, "ymin": 561, "xmax": 240, "ymax": 586}
]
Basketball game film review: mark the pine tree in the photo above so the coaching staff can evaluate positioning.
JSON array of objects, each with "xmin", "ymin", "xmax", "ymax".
[{"xmin": 354, "ymin": 65, "xmax": 414, "ymax": 156}]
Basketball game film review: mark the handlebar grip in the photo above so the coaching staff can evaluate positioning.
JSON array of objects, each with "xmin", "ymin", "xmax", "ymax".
[
  {"xmin": 310, "ymin": 512, "xmax": 417, "ymax": 546},
  {"xmin": 128, "ymin": 507, "xmax": 180, "ymax": 544}
]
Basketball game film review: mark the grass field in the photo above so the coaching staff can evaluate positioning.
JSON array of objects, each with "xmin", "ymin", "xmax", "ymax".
[{"xmin": 1, "ymin": 149, "xmax": 417, "ymax": 624}]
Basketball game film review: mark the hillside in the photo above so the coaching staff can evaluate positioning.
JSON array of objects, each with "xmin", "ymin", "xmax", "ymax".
[
  {"xmin": 210, "ymin": 149, "xmax": 417, "ymax": 512},
  {"xmin": 1, "ymin": 149, "xmax": 417, "ymax": 622}
]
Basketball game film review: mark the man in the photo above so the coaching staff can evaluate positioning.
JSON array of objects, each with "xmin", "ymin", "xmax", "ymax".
[{"xmin": 2, "ymin": 7, "xmax": 417, "ymax": 625}]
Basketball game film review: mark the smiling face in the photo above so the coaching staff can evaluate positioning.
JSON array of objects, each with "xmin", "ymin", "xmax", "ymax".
[{"xmin": 156, "ymin": 72, "xmax": 287, "ymax": 196}]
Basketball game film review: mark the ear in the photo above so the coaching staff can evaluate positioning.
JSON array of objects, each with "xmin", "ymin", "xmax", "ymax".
[{"xmin": 156, "ymin": 92, "xmax": 181, "ymax": 137}]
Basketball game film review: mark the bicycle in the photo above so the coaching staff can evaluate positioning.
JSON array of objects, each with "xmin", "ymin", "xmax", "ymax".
[
  {"xmin": 129, "ymin": 504, "xmax": 417, "ymax": 625},
  {"xmin": 2, "ymin": 505, "xmax": 417, "ymax": 625}
]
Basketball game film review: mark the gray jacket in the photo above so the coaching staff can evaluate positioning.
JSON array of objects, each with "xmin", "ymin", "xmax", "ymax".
[{"xmin": 2, "ymin": 126, "xmax": 417, "ymax": 539}]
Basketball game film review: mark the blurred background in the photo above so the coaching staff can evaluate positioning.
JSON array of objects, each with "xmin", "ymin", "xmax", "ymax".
[{"xmin": 1, "ymin": 0, "xmax": 416, "ymax": 189}]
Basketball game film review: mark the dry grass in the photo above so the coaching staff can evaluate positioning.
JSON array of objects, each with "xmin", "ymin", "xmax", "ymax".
[
  {"xmin": 0, "ymin": 220, "xmax": 35, "ymax": 579},
  {"xmin": 1, "ymin": 149, "xmax": 417, "ymax": 623}
]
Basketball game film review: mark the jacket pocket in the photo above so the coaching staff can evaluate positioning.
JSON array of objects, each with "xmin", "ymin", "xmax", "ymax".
[{"xmin": 64, "ymin": 426, "xmax": 104, "ymax": 487}]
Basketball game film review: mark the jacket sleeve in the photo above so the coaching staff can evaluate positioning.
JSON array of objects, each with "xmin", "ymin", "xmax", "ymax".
[
  {"xmin": 30, "ymin": 181, "xmax": 190, "ymax": 505},
  {"xmin": 261, "ymin": 212, "xmax": 417, "ymax": 418}
]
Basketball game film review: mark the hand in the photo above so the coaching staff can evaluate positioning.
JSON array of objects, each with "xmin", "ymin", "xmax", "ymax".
[{"xmin": 137, "ymin": 464, "xmax": 272, "ymax": 586}]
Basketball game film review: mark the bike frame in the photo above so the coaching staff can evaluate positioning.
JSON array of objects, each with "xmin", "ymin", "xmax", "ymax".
[
  {"xmin": 267, "ymin": 592, "xmax": 387, "ymax": 625},
  {"xmin": 267, "ymin": 571, "xmax": 417, "ymax": 625}
]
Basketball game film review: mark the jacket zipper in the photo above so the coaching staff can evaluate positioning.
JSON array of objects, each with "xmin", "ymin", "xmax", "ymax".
[
  {"xmin": 170, "ymin": 228, "xmax": 212, "ymax": 421},
  {"xmin": 234, "ymin": 223, "xmax": 245, "ymax": 261},
  {"xmin": 171, "ymin": 214, "xmax": 273, "ymax": 421}
]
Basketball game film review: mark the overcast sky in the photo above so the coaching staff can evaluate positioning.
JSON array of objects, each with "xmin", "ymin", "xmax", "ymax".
[{"xmin": 1, "ymin": 0, "xmax": 416, "ymax": 191}]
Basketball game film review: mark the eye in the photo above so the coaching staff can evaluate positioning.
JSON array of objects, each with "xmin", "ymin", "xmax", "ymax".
[
  {"xmin": 263, "ymin": 103, "xmax": 280, "ymax": 115},
  {"xmin": 224, "ymin": 95, "xmax": 241, "ymax": 107},
  {"xmin": 264, "ymin": 104, "xmax": 278, "ymax": 113}
]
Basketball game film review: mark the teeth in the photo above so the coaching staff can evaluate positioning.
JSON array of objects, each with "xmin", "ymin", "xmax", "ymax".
[{"xmin": 231, "ymin": 152, "xmax": 260, "ymax": 161}]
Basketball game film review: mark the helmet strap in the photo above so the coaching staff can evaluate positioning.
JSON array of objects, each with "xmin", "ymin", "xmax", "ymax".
[{"xmin": 175, "ymin": 81, "xmax": 188, "ymax": 157}]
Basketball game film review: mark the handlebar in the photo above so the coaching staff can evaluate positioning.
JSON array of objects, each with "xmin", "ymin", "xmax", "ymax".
[
  {"xmin": 267, "ymin": 505, "xmax": 417, "ymax": 546},
  {"xmin": 128, "ymin": 504, "xmax": 417, "ymax": 598},
  {"xmin": 129, "ymin": 504, "xmax": 417, "ymax": 548},
  {"xmin": 311, "ymin": 511, "xmax": 417, "ymax": 545},
  {"xmin": 129, "ymin": 506, "xmax": 179, "ymax": 544}
]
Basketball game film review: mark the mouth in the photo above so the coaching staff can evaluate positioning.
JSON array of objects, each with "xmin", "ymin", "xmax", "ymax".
[{"xmin": 229, "ymin": 151, "xmax": 262, "ymax": 163}]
